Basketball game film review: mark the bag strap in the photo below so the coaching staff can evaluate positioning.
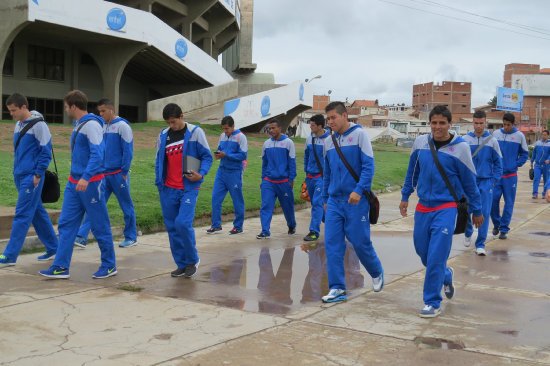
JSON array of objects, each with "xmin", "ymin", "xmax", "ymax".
[
  {"xmin": 311, "ymin": 137, "xmax": 324, "ymax": 176},
  {"xmin": 51, "ymin": 145, "xmax": 58, "ymax": 175},
  {"xmin": 15, "ymin": 118, "xmax": 43, "ymax": 151},
  {"xmin": 330, "ymin": 131, "xmax": 360, "ymax": 183},
  {"xmin": 428, "ymin": 137, "xmax": 459, "ymax": 203},
  {"xmin": 471, "ymin": 136, "xmax": 491, "ymax": 158},
  {"xmin": 72, "ymin": 120, "xmax": 90, "ymax": 152}
]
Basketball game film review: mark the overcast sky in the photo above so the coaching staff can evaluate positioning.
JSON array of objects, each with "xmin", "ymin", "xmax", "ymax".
[{"xmin": 251, "ymin": 0, "xmax": 550, "ymax": 109}]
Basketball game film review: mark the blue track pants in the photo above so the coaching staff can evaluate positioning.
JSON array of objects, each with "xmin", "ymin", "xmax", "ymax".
[
  {"xmin": 53, "ymin": 180, "xmax": 116, "ymax": 269},
  {"xmin": 413, "ymin": 207, "xmax": 456, "ymax": 308},
  {"xmin": 77, "ymin": 173, "xmax": 137, "ymax": 241},
  {"xmin": 159, "ymin": 186, "xmax": 199, "ymax": 269},
  {"xmin": 465, "ymin": 178, "xmax": 492, "ymax": 249},
  {"xmin": 306, "ymin": 176, "xmax": 324, "ymax": 235},
  {"xmin": 211, "ymin": 168, "xmax": 245, "ymax": 230},
  {"xmin": 324, "ymin": 196, "xmax": 383, "ymax": 291},
  {"xmin": 259, "ymin": 180, "xmax": 296, "ymax": 235},
  {"xmin": 491, "ymin": 174, "xmax": 517, "ymax": 234},
  {"xmin": 532, "ymin": 163, "xmax": 548, "ymax": 196},
  {"xmin": 3, "ymin": 174, "xmax": 58, "ymax": 261}
]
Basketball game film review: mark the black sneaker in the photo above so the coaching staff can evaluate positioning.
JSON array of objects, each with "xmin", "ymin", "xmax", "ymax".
[
  {"xmin": 492, "ymin": 227, "xmax": 499, "ymax": 236},
  {"xmin": 256, "ymin": 232, "xmax": 270, "ymax": 239},
  {"xmin": 183, "ymin": 259, "xmax": 200, "ymax": 278},
  {"xmin": 171, "ymin": 268, "xmax": 185, "ymax": 277},
  {"xmin": 288, "ymin": 227, "xmax": 296, "ymax": 235},
  {"xmin": 499, "ymin": 232, "xmax": 507, "ymax": 240},
  {"xmin": 206, "ymin": 227, "xmax": 222, "ymax": 234},
  {"xmin": 229, "ymin": 228, "xmax": 243, "ymax": 235},
  {"xmin": 303, "ymin": 231, "xmax": 319, "ymax": 241}
]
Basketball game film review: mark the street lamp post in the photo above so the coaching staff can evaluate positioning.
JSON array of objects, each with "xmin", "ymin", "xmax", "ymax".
[{"xmin": 305, "ymin": 75, "xmax": 322, "ymax": 84}]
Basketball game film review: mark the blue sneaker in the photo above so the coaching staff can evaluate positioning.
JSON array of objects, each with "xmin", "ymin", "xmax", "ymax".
[
  {"xmin": 0, "ymin": 254, "xmax": 16, "ymax": 267},
  {"xmin": 39, "ymin": 265, "xmax": 70, "ymax": 279},
  {"xmin": 119, "ymin": 239, "xmax": 137, "ymax": 248},
  {"xmin": 74, "ymin": 236, "xmax": 87, "ymax": 248},
  {"xmin": 373, "ymin": 270, "xmax": 384, "ymax": 292},
  {"xmin": 37, "ymin": 251, "xmax": 56, "ymax": 261},
  {"xmin": 321, "ymin": 289, "xmax": 347, "ymax": 303},
  {"xmin": 419, "ymin": 305, "xmax": 441, "ymax": 318},
  {"xmin": 92, "ymin": 266, "xmax": 117, "ymax": 279},
  {"xmin": 444, "ymin": 267, "xmax": 455, "ymax": 299}
]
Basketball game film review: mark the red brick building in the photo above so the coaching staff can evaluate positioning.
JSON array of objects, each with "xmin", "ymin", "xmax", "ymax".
[{"xmin": 412, "ymin": 81, "xmax": 471, "ymax": 114}]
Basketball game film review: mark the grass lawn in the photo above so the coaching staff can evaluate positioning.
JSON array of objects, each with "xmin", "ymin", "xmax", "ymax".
[{"xmin": 0, "ymin": 120, "xmax": 410, "ymax": 233}]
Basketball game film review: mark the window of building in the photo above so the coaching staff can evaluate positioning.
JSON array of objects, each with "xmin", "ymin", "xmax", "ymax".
[
  {"xmin": 444, "ymin": 93, "xmax": 449, "ymax": 96},
  {"xmin": 27, "ymin": 45, "xmax": 64, "ymax": 81},
  {"xmin": 119, "ymin": 104, "xmax": 139, "ymax": 122},
  {"xmin": 462, "ymin": 94, "xmax": 467, "ymax": 96},
  {"xmin": 2, "ymin": 94, "xmax": 63, "ymax": 123},
  {"xmin": 2, "ymin": 43, "xmax": 14, "ymax": 76}
]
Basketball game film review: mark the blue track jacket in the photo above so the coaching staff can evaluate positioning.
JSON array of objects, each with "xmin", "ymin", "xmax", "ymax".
[
  {"xmin": 217, "ymin": 129, "xmax": 247, "ymax": 170},
  {"xmin": 12, "ymin": 111, "xmax": 52, "ymax": 176},
  {"xmin": 155, "ymin": 123, "xmax": 213, "ymax": 191},
  {"xmin": 304, "ymin": 129, "xmax": 329, "ymax": 175},
  {"xmin": 103, "ymin": 117, "xmax": 133, "ymax": 175},
  {"xmin": 463, "ymin": 131, "xmax": 503, "ymax": 181},
  {"xmin": 492, "ymin": 127, "xmax": 529, "ymax": 174},
  {"xmin": 261, "ymin": 134, "xmax": 296, "ymax": 182},
  {"xmin": 530, "ymin": 138, "xmax": 550, "ymax": 165},
  {"xmin": 401, "ymin": 133, "xmax": 482, "ymax": 216},
  {"xmin": 322, "ymin": 123, "xmax": 374, "ymax": 200},
  {"xmin": 70, "ymin": 114, "xmax": 105, "ymax": 181}
]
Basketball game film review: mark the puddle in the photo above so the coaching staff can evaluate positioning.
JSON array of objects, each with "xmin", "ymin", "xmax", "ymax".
[
  {"xmin": 530, "ymin": 232, "xmax": 550, "ymax": 236},
  {"xmin": 414, "ymin": 337, "xmax": 464, "ymax": 350},
  {"xmin": 490, "ymin": 250, "xmax": 509, "ymax": 262},
  {"xmin": 529, "ymin": 252, "xmax": 550, "ymax": 258},
  {"xmin": 498, "ymin": 330, "xmax": 519, "ymax": 337}
]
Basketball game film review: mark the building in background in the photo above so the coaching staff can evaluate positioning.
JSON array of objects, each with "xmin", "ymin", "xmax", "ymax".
[{"xmin": 412, "ymin": 81, "xmax": 471, "ymax": 115}]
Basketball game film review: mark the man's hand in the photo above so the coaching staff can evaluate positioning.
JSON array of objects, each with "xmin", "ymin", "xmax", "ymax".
[
  {"xmin": 399, "ymin": 201, "xmax": 408, "ymax": 217},
  {"xmin": 186, "ymin": 170, "xmax": 203, "ymax": 182},
  {"xmin": 289, "ymin": 181, "xmax": 294, "ymax": 188},
  {"xmin": 545, "ymin": 160, "xmax": 549, "ymax": 165},
  {"xmin": 123, "ymin": 175, "xmax": 127, "ymax": 181},
  {"xmin": 348, "ymin": 191, "xmax": 361, "ymax": 205},
  {"xmin": 472, "ymin": 215, "xmax": 484, "ymax": 228},
  {"xmin": 214, "ymin": 151, "xmax": 225, "ymax": 160},
  {"xmin": 323, "ymin": 203, "xmax": 327, "ymax": 211},
  {"xmin": 33, "ymin": 175, "xmax": 41, "ymax": 188},
  {"xmin": 531, "ymin": 163, "xmax": 534, "ymax": 168},
  {"xmin": 76, "ymin": 178, "xmax": 89, "ymax": 192}
]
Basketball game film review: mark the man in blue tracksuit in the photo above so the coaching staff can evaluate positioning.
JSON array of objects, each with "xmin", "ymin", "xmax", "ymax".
[
  {"xmin": 400, "ymin": 105, "xmax": 483, "ymax": 318},
  {"xmin": 303, "ymin": 114, "xmax": 329, "ymax": 242},
  {"xmin": 321, "ymin": 102, "xmax": 384, "ymax": 304},
  {"xmin": 1, "ymin": 93, "xmax": 58, "ymax": 266},
  {"xmin": 463, "ymin": 110, "xmax": 503, "ymax": 256},
  {"xmin": 491, "ymin": 113, "xmax": 529, "ymax": 240},
  {"xmin": 530, "ymin": 130, "xmax": 550, "ymax": 199},
  {"xmin": 257, "ymin": 119, "xmax": 297, "ymax": 239},
  {"xmin": 74, "ymin": 98, "xmax": 137, "ymax": 248},
  {"xmin": 155, "ymin": 103, "xmax": 212, "ymax": 278},
  {"xmin": 40, "ymin": 90, "xmax": 116, "ymax": 279},
  {"xmin": 207, "ymin": 116, "xmax": 248, "ymax": 235}
]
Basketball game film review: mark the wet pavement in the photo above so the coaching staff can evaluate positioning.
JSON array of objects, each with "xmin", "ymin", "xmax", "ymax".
[{"xmin": 1, "ymin": 164, "xmax": 550, "ymax": 365}]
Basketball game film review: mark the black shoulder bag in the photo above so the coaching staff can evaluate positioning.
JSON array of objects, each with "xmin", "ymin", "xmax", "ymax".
[
  {"xmin": 15, "ymin": 118, "xmax": 60, "ymax": 203},
  {"xmin": 330, "ymin": 132, "xmax": 380, "ymax": 224},
  {"xmin": 311, "ymin": 137, "xmax": 324, "ymax": 176},
  {"xmin": 427, "ymin": 138, "xmax": 469, "ymax": 235}
]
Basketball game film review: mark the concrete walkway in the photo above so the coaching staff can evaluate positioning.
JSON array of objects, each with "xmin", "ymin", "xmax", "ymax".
[{"xmin": 1, "ymin": 165, "xmax": 549, "ymax": 365}]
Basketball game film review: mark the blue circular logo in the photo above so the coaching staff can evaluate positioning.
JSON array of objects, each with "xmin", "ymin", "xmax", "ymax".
[
  {"xmin": 175, "ymin": 39, "xmax": 188, "ymax": 58},
  {"xmin": 261, "ymin": 96, "xmax": 270, "ymax": 117},
  {"xmin": 299, "ymin": 83, "xmax": 304, "ymax": 101},
  {"xmin": 107, "ymin": 8, "xmax": 126, "ymax": 31}
]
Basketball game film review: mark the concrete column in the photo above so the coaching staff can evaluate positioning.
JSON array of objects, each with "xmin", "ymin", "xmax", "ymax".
[
  {"xmin": 0, "ymin": 0, "xmax": 29, "ymax": 100},
  {"xmin": 82, "ymin": 44, "xmax": 145, "ymax": 114},
  {"xmin": 181, "ymin": 0, "xmax": 216, "ymax": 42}
]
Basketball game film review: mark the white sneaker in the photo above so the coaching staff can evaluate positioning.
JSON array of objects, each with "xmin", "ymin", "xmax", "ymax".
[
  {"xmin": 475, "ymin": 247, "xmax": 487, "ymax": 256},
  {"xmin": 463, "ymin": 235, "xmax": 472, "ymax": 248}
]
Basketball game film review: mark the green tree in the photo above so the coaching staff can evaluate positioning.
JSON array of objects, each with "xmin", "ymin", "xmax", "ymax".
[{"xmin": 488, "ymin": 96, "xmax": 497, "ymax": 107}]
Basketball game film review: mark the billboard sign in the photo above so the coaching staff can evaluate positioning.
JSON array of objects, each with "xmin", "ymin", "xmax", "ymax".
[{"xmin": 496, "ymin": 86, "xmax": 524, "ymax": 112}]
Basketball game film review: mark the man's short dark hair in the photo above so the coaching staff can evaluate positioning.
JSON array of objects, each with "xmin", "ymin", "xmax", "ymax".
[
  {"xmin": 429, "ymin": 105, "xmax": 452, "ymax": 122},
  {"xmin": 221, "ymin": 116, "xmax": 234, "ymax": 127},
  {"xmin": 473, "ymin": 110, "xmax": 486, "ymax": 119},
  {"xmin": 309, "ymin": 114, "xmax": 325, "ymax": 127},
  {"xmin": 503, "ymin": 112, "xmax": 515, "ymax": 124},
  {"xmin": 162, "ymin": 103, "xmax": 183, "ymax": 120},
  {"xmin": 97, "ymin": 98, "xmax": 114, "ymax": 109},
  {"xmin": 64, "ymin": 90, "xmax": 88, "ymax": 111},
  {"xmin": 325, "ymin": 101, "xmax": 347, "ymax": 115},
  {"xmin": 543, "ymin": 130, "xmax": 549, "ymax": 135},
  {"xmin": 6, "ymin": 93, "xmax": 29, "ymax": 108},
  {"xmin": 269, "ymin": 119, "xmax": 281, "ymax": 127}
]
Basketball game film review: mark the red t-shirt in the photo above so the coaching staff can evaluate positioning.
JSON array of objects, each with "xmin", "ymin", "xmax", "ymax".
[{"xmin": 165, "ymin": 127, "xmax": 186, "ymax": 189}]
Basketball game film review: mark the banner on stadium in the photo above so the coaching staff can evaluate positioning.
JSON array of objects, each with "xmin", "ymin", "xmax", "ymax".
[{"xmin": 496, "ymin": 87, "xmax": 524, "ymax": 112}]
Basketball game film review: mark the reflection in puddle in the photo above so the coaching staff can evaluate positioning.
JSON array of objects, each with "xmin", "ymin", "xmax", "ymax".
[
  {"xmin": 200, "ymin": 241, "xmax": 365, "ymax": 314},
  {"xmin": 531, "ymin": 232, "xmax": 550, "ymax": 236},
  {"xmin": 529, "ymin": 252, "xmax": 550, "ymax": 258},
  {"xmin": 414, "ymin": 337, "xmax": 464, "ymax": 350},
  {"xmin": 498, "ymin": 330, "xmax": 519, "ymax": 337},
  {"xmin": 490, "ymin": 250, "xmax": 509, "ymax": 262}
]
